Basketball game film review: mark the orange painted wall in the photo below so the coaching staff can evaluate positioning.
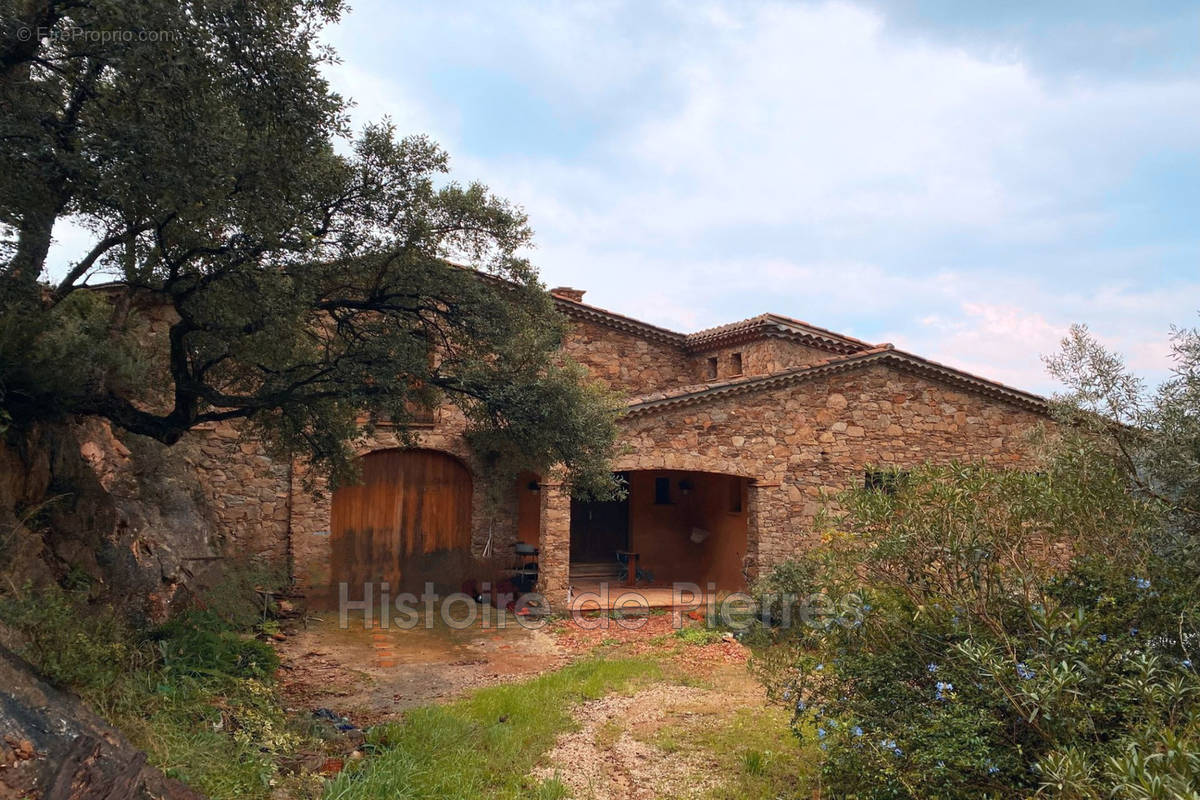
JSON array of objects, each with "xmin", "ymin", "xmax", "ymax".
[
  {"xmin": 516, "ymin": 471, "xmax": 541, "ymax": 546},
  {"xmin": 625, "ymin": 470, "xmax": 748, "ymax": 590}
]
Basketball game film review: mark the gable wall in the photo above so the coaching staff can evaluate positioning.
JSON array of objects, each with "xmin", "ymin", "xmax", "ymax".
[
  {"xmin": 615, "ymin": 363, "xmax": 1049, "ymax": 576},
  {"xmin": 560, "ymin": 317, "xmax": 693, "ymax": 395},
  {"xmin": 690, "ymin": 338, "xmax": 842, "ymax": 381}
]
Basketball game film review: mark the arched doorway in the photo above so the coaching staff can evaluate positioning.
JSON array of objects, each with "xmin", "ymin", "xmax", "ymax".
[{"xmin": 331, "ymin": 449, "xmax": 474, "ymax": 594}]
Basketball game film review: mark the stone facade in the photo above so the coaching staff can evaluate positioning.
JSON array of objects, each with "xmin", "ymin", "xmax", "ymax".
[
  {"xmin": 160, "ymin": 287, "xmax": 1052, "ymax": 608},
  {"xmin": 559, "ymin": 316, "xmax": 693, "ymax": 395},
  {"xmin": 618, "ymin": 363, "xmax": 1044, "ymax": 574}
]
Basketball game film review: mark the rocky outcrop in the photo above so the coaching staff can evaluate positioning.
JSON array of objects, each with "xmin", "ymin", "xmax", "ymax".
[
  {"xmin": 0, "ymin": 419, "xmax": 221, "ymax": 622},
  {"xmin": 0, "ymin": 644, "xmax": 204, "ymax": 800}
]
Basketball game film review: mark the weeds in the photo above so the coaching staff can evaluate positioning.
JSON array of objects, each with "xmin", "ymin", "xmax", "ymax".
[
  {"xmin": 674, "ymin": 626, "xmax": 725, "ymax": 646},
  {"xmin": 648, "ymin": 704, "xmax": 813, "ymax": 800},
  {"xmin": 0, "ymin": 564, "xmax": 316, "ymax": 800},
  {"xmin": 325, "ymin": 658, "xmax": 660, "ymax": 800}
]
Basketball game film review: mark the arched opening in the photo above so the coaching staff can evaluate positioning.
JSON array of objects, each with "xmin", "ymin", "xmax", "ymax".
[
  {"xmin": 568, "ymin": 470, "xmax": 750, "ymax": 594},
  {"xmin": 330, "ymin": 448, "xmax": 473, "ymax": 594}
]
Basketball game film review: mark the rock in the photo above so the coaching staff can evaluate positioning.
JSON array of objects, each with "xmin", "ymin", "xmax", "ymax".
[{"xmin": 0, "ymin": 644, "xmax": 204, "ymax": 799}]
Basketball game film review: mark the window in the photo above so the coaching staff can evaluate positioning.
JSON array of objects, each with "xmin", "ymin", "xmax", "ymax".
[
  {"xmin": 864, "ymin": 469, "xmax": 908, "ymax": 494},
  {"xmin": 654, "ymin": 476, "xmax": 672, "ymax": 505},
  {"xmin": 705, "ymin": 356, "xmax": 718, "ymax": 380},
  {"xmin": 728, "ymin": 476, "xmax": 743, "ymax": 512},
  {"xmin": 730, "ymin": 352, "xmax": 743, "ymax": 376}
]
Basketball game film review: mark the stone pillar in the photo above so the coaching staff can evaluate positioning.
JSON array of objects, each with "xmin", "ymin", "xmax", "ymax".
[
  {"xmin": 287, "ymin": 459, "xmax": 333, "ymax": 597},
  {"xmin": 537, "ymin": 481, "xmax": 571, "ymax": 610},
  {"xmin": 745, "ymin": 481, "xmax": 764, "ymax": 583}
]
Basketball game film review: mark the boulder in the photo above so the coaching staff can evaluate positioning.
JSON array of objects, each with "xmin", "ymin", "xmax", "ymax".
[{"xmin": 0, "ymin": 645, "xmax": 204, "ymax": 799}]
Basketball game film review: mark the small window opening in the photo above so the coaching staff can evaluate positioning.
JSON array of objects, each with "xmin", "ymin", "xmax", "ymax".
[
  {"xmin": 654, "ymin": 476, "xmax": 672, "ymax": 505},
  {"xmin": 730, "ymin": 352, "xmax": 743, "ymax": 376},
  {"xmin": 706, "ymin": 356, "xmax": 718, "ymax": 380}
]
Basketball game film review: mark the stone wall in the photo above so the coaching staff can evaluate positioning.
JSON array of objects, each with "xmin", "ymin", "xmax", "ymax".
[
  {"xmin": 560, "ymin": 318, "xmax": 693, "ymax": 396},
  {"xmin": 183, "ymin": 423, "xmax": 291, "ymax": 563},
  {"xmin": 68, "ymin": 290, "xmax": 1050, "ymax": 607},
  {"xmin": 690, "ymin": 338, "xmax": 839, "ymax": 381},
  {"xmin": 617, "ymin": 363, "xmax": 1049, "ymax": 577},
  {"xmin": 285, "ymin": 405, "xmax": 521, "ymax": 596}
]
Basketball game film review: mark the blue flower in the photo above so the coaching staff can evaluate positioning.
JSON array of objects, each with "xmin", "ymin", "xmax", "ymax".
[
  {"xmin": 1098, "ymin": 634, "xmax": 1108, "ymax": 642},
  {"xmin": 815, "ymin": 663, "xmax": 824, "ymax": 671},
  {"xmin": 852, "ymin": 726, "xmax": 863, "ymax": 737},
  {"xmin": 1131, "ymin": 577, "xmax": 1151, "ymax": 590},
  {"xmin": 879, "ymin": 738, "xmax": 902, "ymax": 756},
  {"xmin": 817, "ymin": 727, "xmax": 826, "ymax": 738},
  {"xmin": 935, "ymin": 681, "xmax": 955, "ymax": 701},
  {"xmin": 988, "ymin": 765, "xmax": 1000, "ymax": 775},
  {"xmin": 1183, "ymin": 659, "xmax": 1193, "ymax": 669},
  {"xmin": 1016, "ymin": 663, "xmax": 1035, "ymax": 680},
  {"xmin": 927, "ymin": 663, "xmax": 938, "ymax": 674}
]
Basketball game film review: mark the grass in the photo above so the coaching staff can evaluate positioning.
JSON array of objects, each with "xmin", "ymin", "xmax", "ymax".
[
  {"xmin": 674, "ymin": 625, "xmax": 726, "ymax": 646},
  {"xmin": 2, "ymin": 577, "xmax": 812, "ymax": 800},
  {"xmin": 324, "ymin": 658, "xmax": 661, "ymax": 800},
  {"xmin": 655, "ymin": 704, "xmax": 815, "ymax": 800},
  {"xmin": 0, "ymin": 571, "xmax": 321, "ymax": 800}
]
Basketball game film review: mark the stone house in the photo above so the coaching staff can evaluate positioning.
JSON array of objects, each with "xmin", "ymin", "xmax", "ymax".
[{"xmin": 179, "ymin": 286, "xmax": 1050, "ymax": 608}]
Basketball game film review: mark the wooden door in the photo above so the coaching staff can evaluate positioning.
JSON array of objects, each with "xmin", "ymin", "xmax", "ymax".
[
  {"xmin": 569, "ymin": 495, "xmax": 630, "ymax": 563},
  {"xmin": 331, "ymin": 449, "xmax": 473, "ymax": 593}
]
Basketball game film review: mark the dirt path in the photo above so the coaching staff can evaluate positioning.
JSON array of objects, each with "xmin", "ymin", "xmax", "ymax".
[
  {"xmin": 271, "ymin": 606, "xmax": 808, "ymax": 798},
  {"xmin": 531, "ymin": 683, "xmax": 719, "ymax": 799},
  {"xmin": 274, "ymin": 610, "xmax": 565, "ymax": 726}
]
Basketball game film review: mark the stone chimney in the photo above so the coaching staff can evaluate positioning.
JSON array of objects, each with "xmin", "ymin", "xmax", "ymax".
[{"xmin": 550, "ymin": 286, "xmax": 586, "ymax": 303}]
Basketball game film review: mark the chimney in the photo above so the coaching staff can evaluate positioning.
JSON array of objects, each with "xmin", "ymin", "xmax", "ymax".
[{"xmin": 550, "ymin": 286, "xmax": 586, "ymax": 303}]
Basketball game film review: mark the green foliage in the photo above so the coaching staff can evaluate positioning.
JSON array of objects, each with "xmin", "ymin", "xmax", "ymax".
[
  {"xmin": 752, "ymin": 460, "xmax": 1200, "ymax": 800},
  {"xmin": 1046, "ymin": 322, "xmax": 1200, "ymax": 537},
  {"xmin": 0, "ymin": 582, "xmax": 140, "ymax": 696},
  {"xmin": 675, "ymin": 626, "xmax": 726, "ymax": 646},
  {"xmin": 0, "ymin": 577, "xmax": 311, "ymax": 799},
  {"xmin": 747, "ymin": 324, "xmax": 1200, "ymax": 799},
  {"xmin": 151, "ymin": 610, "xmax": 279, "ymax": 680},
  {"xmin": 0, "ymin": 0, "xmax": 620, "ymax": 497},
  {"xmin": 195, "ymin": 559, "xmax": 289, "ymax": 631},
  {"xmin": 325, "ymin": 658, "xmax": 660, "ymax": 800}
]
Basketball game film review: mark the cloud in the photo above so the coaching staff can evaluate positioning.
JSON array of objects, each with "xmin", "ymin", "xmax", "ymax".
[{"xmin": 44, "ymin": 0, "xmax": 1197, "ymax": 399}]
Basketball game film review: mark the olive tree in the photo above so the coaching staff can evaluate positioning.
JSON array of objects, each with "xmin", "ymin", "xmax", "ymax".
[{"xmin": 0, "ymin": 0, "xmax": 620, "ymax": 493}]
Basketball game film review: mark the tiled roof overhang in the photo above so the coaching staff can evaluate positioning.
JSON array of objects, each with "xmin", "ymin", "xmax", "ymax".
[
  {"xmin": 683, "ymin": 313, "xmax": 872, "ymax": 355},
  {"xmin": 624, "ymin": 346, "xmax": 1049, "ymax": 418},
  {"xmin": 553, "ymin": 296, "xmax": 688, "ymax": 346}
]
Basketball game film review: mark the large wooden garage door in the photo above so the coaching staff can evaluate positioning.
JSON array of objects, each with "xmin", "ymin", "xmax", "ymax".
[{"xmin": 330, "ymin": 449, "xmax": 473, "ymax": 593}]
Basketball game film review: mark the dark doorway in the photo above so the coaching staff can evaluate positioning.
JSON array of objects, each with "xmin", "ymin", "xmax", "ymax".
[{"xmin": 569, "ymin": 474, "xmax": 630, "ymax": 564}]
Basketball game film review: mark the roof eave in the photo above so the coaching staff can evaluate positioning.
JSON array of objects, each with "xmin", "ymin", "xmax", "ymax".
[{"xmin": 624, "ymin": 349, "xmax": 1048, "ymax": 418}]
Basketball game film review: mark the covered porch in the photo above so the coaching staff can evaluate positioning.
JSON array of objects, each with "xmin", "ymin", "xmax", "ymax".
[{"xmin": 559, "ymin": 470, "xmax": 751, "ymax": 608}]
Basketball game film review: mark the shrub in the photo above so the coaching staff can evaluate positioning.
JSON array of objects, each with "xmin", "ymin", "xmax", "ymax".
[
  {"xmin": 151, "ymin": 610, "xmax": 279, "ymax": 679},
  {"xmin": 0, "ymin": 576, "xmax": 301, "ymax": 799},
  {"xmin": 753, "ymin": 462, "xmax": 1200, "ymax": 800},
  {"xmin": 0, "ymin": 582, "xmax": 143, "ymax": 697}
]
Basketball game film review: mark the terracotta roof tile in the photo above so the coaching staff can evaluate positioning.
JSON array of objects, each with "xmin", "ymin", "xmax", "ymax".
[{"xmin": 625, "ymin": 345, "xmax": 1047, "ymax": 417}]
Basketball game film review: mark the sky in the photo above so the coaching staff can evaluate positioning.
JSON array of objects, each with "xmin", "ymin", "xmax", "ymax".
[
  {"xmin": 41, "ymin": 0, "xmax": 1200, "ymax": 395},
  {"xmin": 313, "ymin": 0, "xmax": 1200, "ymax": 394}
]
